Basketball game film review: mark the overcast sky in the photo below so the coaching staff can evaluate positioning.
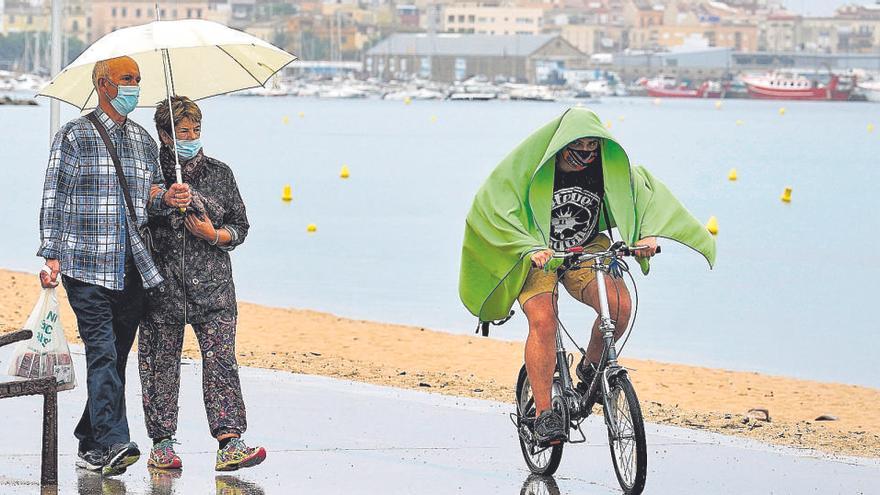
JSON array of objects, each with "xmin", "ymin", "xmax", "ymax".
[{"xmin": 782, "ymin": 0, "xmax": 877, "ymax": 16}]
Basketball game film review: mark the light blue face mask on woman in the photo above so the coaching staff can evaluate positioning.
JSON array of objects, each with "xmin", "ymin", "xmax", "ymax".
[
  {"xmin": 106, "ymin": 81, "xmax": 140, "ymax": 116},
  {"xmin": 174, "ymin": 138, "xmax": 203, "ymax": 160}
]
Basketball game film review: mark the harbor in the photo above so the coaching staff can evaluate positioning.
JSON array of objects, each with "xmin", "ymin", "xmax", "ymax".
[{"xmin": 5, "ymin": 68, "xmax": 880, "ymax": 103}]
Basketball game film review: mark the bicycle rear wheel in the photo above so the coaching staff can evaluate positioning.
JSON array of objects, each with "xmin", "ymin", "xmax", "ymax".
[
  {"xmin": 516, "ymin": 365, "xmax": 563, "ymax": 475},
  {"xmin": 605, "ymin": 374, "xmax": 647, "ymax": 495}
]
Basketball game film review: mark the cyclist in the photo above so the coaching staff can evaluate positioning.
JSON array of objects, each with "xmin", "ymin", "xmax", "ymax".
[{"xmin": 459, "ymin": 108, "xmax": 716, "ymax": 447}]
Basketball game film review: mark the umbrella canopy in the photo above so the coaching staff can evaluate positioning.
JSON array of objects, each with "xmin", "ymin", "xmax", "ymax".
[{"xmin": 38, "ymin": 19, "xmax": 296, "ymax": 110}]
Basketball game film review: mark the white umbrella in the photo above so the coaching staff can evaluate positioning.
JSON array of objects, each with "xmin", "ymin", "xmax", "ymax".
[
  {"xmin": 39, "ymin": 19, "xmax": 296, "ymax": 110},
  {"xmin": 38, "ymin": 18, "xmax": 296, "ymax": 184}
]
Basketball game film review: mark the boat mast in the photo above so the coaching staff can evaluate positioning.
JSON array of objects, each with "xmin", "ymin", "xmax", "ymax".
[{"xmin": 49, "ymin": 0, "xmax": 62, "ymax": 141}]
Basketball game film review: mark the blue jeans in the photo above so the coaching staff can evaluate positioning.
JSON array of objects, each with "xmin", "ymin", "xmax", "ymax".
[{"xmin": 63, "ymin": 266, "xmax": 143, "ymax": 451}]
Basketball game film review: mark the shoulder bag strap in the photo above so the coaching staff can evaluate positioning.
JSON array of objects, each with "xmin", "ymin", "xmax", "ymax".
[{"xmin": 85, "ymin": 112, "xmax": 139, "ymax": 227}]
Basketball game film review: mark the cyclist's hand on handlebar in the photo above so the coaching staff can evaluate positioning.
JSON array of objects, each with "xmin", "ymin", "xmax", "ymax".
[
  {"xmin": 632, "ymin": 237, "xmax": 659, "ymax": 258},
  {"xmin": 530, "ymin": 249, "xmax": 555, "ymax": 269}
]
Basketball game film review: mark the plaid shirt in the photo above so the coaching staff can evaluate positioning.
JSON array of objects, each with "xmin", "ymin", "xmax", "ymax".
[{"xmin": 38, "ymin": 108, "xmax": 169, "ymax": 290}]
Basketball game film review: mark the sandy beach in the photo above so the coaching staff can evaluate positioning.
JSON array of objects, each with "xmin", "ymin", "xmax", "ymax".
[{"xmin": 1, "ymin": 267, "xmax": 877, "ymax": 458}]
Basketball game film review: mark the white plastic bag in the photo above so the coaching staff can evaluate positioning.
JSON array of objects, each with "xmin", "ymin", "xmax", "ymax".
[{"xmin": 6, "ymin": 287, "xmax": 76, "ymax": 391}]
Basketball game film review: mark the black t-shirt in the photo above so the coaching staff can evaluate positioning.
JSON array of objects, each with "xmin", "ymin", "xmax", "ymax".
[{"xmin": 550, "ymin": 161, "xmax": 605, "ymax": 251}]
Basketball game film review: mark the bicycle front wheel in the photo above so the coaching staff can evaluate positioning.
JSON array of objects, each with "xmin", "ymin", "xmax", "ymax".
[
  {"xmin": 605, "ymin": 374, "xmax": 647, "ymax": 495},
  {"xmin": 516, "ymin": 365, "xmax": 563, "ymax": 475}
]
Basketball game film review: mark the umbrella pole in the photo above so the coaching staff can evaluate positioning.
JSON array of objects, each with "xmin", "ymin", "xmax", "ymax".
[
  {"xmin": 161, "ymin": 47, "xmax": 182, "ymax": 185},
  {"xmin": 156, "ymin": 4, "xmax": 185, "ymax": 216},
  {"xmin": 155, "ymin": 4, "xmax": 182, "ymax": 185}
]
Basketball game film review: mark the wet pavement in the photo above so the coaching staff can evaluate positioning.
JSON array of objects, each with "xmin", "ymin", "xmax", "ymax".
[{"xmin": 0, "ymin": 348, "xmax": 878, "ymax": 494}]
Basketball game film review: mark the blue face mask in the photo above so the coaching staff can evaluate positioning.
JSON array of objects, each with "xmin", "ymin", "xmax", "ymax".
[
  {"xmin": 106, "ymin": 81, "xmax": 140, "ymax": 116},
  {"xmin": 174, "ymin": 138, "xmax": 202, "ymax": 160}
]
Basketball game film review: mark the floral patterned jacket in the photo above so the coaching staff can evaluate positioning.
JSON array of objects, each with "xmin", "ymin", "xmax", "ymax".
[{"xmin": 144, "ymin": 153, "xmax": 249, "ymax": 325}]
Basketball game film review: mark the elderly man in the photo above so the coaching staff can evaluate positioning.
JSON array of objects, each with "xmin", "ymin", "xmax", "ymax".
[{"xmin": 38, "ymin": 56, "xmax": 191, "ymax": 476}]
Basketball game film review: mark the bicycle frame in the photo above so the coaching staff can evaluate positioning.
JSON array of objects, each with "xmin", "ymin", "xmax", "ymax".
[
  {"xmin": 553, "ymin": 250, "xmax": 631, "ymax": 439},
  {"xmin": 516, "ymin": 243, "xmax": 653, "ymax": 489}
]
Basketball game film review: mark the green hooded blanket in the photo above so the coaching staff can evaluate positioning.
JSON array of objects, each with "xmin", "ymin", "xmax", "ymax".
[{"xmin": 459, "ymin": 108, "xmax": 716, "ymax": 322}]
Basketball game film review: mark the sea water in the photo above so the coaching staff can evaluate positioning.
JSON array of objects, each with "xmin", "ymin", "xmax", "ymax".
[{"xmin": 1, "ymin": 96, "xmax": 877, "ymax": 387}]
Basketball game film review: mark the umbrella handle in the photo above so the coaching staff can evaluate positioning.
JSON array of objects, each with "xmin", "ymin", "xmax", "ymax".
[{"xmin": 176, "ymin": 168, "xmax": 185, "ymax": 213}]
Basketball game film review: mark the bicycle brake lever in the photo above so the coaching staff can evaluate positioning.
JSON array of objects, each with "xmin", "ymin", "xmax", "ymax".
[{"xmin": 608, "ymin": 258, "xmax": 626, "ymax": 279}]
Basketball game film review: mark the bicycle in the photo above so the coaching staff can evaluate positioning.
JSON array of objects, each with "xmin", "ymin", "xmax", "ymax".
[{"xmin": 512, "ymin": 241, "xmax": 657, "ymax": 495}]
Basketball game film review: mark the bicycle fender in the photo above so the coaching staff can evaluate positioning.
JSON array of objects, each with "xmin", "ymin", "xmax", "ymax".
[
  {"xmin": 601, "ymin": 367, "xmax": 630, "ymax": 435},
  {"xmin": 605, "ymin": 366, "xmax": 628, "ymax": 382}
]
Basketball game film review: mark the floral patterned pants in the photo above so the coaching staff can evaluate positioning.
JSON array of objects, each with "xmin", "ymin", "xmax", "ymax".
[{"xmin": 138, "ymin": 315, "xmax": 247, "ymax": 439}]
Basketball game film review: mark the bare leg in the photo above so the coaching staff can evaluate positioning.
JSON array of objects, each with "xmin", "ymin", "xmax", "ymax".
[
  {"xmin": 577, "ymin": 276, "xmax": 632, "ymax": 365},
  {"xmin": 523, "ymin": 293, "xmax": 559, "ymax": 416}
]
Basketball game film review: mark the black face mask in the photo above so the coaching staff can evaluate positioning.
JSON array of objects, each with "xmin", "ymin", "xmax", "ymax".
[{"xmin": 565, "ymin": 147, "xmax": 598, "ymax": 168}]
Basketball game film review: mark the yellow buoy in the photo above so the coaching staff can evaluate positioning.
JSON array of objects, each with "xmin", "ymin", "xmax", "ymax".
[
  {"xmin": 778, "ymin": 107, "xmax": 786, "ymax": 116},
  {"xmin": 706, "ymin": 216, "xmax": 719, "ymax": 236},
  {"xmin": 780, "ymin": 187, "xmax": 792, "ymax": 203},
  {"xmin": 653, "ymin": 98, "xmax": 661, "ymax": 105},
  {"xmin": 714, "ymin": 101, "xmax": 723, "ymax": 110},
  {"xmin": 281, "ymin": 184, "xmax": 292, "ymax": 202},
  {"xmin": 307, "ymin": 224, "xmax": 317, "ymax": 233},
  {"xmin": 869, "ymin": 123, "xmax": 875, "ymax": 133},
  {"xmin": 430, "ymin": 115, "xmax": 438, "ymax": 123},
  {"xmin": 340, "ymin": 165, "xmax": 350, "ymax": 179},
  {"xmin": 404, "ymin": 97, "xmax": 412, "ymax": 105},
  {"xmin": 298, "ymin": 111, "xmax": 305, "ymax": 118},
  {"xmin": 604, "ymin": 120, "xmax": 612, "ymax": 129},
  {"xmin": 735, "ymin": 119, "xmax": 744, "ymax": 126},
  {"xmin": 728, "ymin": 168, "xmax": 738, "ymax": 181},
  {"xmin": 282, "ymin": 115, "xmax": 290, "ymax": 125}
]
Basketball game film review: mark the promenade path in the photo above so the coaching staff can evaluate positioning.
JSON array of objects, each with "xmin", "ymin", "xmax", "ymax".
[{"xmin": 0, "ymin": 348, "xmax": 877, "ymax": 494}]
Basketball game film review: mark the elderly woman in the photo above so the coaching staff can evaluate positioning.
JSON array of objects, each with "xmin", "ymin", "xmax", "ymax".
[{"xmin": 139, "ymin": 96, "xmax": 265, "ymax": 472}]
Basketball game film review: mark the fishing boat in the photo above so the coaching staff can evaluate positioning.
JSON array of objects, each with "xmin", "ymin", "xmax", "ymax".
[
  {"xmin": 644, "ymin": 76, "xmax": 723, "ymax": 98},
  {"xmin": 741, "ymin": 72, "xmax": 855, "ymax": 100}
]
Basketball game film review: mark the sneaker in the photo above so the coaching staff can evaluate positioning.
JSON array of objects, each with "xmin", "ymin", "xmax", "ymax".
[
  {"xmin": 533, "ymin": 410, "xmax": 567, "ymax": 447},
  {"xmin": 148, "ymin": 438, "xmax": 182, "ymax": 470},
  {"xmin": 215, "ymin": 438, "xmax": 267, "ymax": 472},
  {"xmin": 103, "ymin": 441, "xmax": 140, "ymax": 477},
  {"xmin": 75, "ymin": 448, "xmax": 106, "ymax": 472}
]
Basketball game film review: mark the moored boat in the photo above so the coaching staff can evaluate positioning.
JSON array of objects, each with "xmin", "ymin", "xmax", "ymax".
[
  {"xmin": 741, "ymin": 72, "xmax": 855, "ymax": 101},
  {"xmin": 858, "ymin": 81, "xmax": 880, "ymax": 102},
  {"xmin": 644, "ymin": 76, "xmax": 724, "ymax": 98},
  {"xmin": 646, "ymin": 81, "xmax": 724, "ymax": 98}
]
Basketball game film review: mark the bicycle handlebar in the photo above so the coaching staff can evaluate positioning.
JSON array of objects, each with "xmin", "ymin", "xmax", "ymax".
[{"xmin": 550, "ymin": 243, "xmax": 661, "ymax": 260}]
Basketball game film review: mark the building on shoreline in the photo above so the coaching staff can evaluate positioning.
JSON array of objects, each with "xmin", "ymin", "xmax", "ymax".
[
  {"xmin": 365, "ymin": 33, "xmax": 583, "ymax": 83},
  {"xmin": 88, "ymin": 0, "xmax": 216, "ymax": 42},
  {"xmin": 441, "ymin": 3, "xmax": 543, "ymax": 35},
  {"xmin": 612, "ymin": 46, "xmax": 880, "ymax": 80}
]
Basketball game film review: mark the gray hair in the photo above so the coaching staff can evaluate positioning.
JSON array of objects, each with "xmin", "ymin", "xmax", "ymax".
[
  {"xmin": 92, "ymin": 60, "xmax": 110, "ymax": 89},
  {"xmin": 91, "ymin": 56, "xmax": 136, "ymax": 89}
]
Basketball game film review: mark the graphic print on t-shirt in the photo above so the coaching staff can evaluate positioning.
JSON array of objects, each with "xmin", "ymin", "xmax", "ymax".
[{"xmin": 550, "ymin": 187, "xmax": 602, "ymax": 250}]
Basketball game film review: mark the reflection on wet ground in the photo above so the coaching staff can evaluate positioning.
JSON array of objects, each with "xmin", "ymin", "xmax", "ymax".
[
  {"xmin": 520, "ymin": 474, "xmax": 560, "ymax": 495},
  {"xmin": 71, "ymin": 468, "xmax": 265, "ymax": 495},
  {"xmin": 0, "ymin": 351, "xmax": 878, "ymax": 494},
  {"xmin": 214, "ymin": 475, "xmax": 265, "ymax": 495}
]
